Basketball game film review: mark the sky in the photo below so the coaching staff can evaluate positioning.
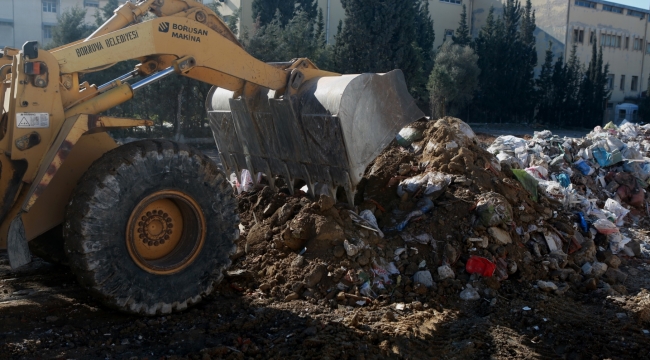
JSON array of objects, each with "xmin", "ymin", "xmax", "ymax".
[{"xmin": 614, "ymin": 0, "xmax": 650, "ymax": 10}]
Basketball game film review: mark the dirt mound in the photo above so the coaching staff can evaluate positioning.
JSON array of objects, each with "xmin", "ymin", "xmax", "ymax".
[{"xmin": 225, "ymin": 118, "xmax": 612, "ymax": 311}]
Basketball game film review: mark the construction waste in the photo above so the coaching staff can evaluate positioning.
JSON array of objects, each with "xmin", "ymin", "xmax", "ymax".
[{"xmin": 228, "ymin": 117, "xmax": 650, "ymax": 319}]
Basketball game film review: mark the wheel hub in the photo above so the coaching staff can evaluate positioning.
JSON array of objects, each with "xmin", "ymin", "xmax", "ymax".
[{"xmin": 126, "ymin": 190, "xmax": 206, "ymax": 275}]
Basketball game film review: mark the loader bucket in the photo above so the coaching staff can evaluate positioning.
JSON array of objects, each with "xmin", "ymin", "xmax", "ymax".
[{"xmin": 207, "ymin": 69, "xmax": 425, "ymax": 204}]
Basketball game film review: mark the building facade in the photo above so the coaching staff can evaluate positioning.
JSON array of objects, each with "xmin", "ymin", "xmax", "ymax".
[
  {"xmin": 0, "ymin": 0, "xmax": 110, "ymax": 48},
  {"xmin": 228, "ymin": 0, "xmax": 472, "ymax": 47},
  {"xmin": 476, "ymin": 0, "xmax": 650, "ymax": 104}
]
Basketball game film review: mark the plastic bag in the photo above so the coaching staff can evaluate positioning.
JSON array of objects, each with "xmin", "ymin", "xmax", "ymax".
[
  {"xmin": 573, "ymin": 159, "xmax": 594, "ymax": 176},
  {"xmin": 240, "ymin": 169, "xmax": 254, "ymax": 193},
  {"xmin": 465, "ymin": 256, "xmax": 496, "ymax": 277},
  {"xmin": 475, "ymin": 192, "xmax": 513, "ymax": 226},
  {"xmin": 359, "ymin": 282, "xmax": 377, "ymax": 298},
  {"xmin": 608, "ymin": 232, "xmax": 632, "ymax": 254},
  {"xmin": 357, "ymin": 210, "xmax": 384, "ymax": 238},
  {"xmin": 619, "ymin": 122, "xmax": 638, "ymax": 138},
  {"xmin": 593, "ymin": 219, "xmax": 619, "ymax": 235},
  {"xmin": 557, "ymin": 173, "xmax": 571, "ymax": 188},
  {"xmin": 487, "ymin": 135, "xmax": 529, "ymax": 168},
  {"xmin": 387, "ymin": 198, "xmax": 434, "ymax": 232},
  {"xmin": 604, "ymin": 199, "xmax": 630, "ymax": 227},
  {"xmin": 401, "ymin": 233, "xmax": 433, "ymax": 245},
  {"xmin": 592, "ymin": 147, "xmax": 622, "ymax": 167},
  {"xmin": 343, "ymin": 239, "xmax": 360, "ymax": 256},
  {"xmin": 396, "ymin": 172, "xmax": 452, "ymax": 197},
  {"xmin": 512, "ymin": 169, "xmax": 539, "ymax": 202},
  {"xmin": 525, "ymin": 166, "xmax": 548, "ymax": 180},
  {"xmin": 396, "ymin": 127, "xmax": 423, "ymax": 147}
]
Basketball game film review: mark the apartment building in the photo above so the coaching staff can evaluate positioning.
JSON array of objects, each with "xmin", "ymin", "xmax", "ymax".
[
  {"xmin": 226, "ymin": 0, "xmax": 472, "ymax": 47},
  {"xmin": 515, "ymin": 0, "xmax": 650, "ymax": 104},
  {"xmin": 0, "ymin": 0, "xmax": 110, "ymax": 48}
]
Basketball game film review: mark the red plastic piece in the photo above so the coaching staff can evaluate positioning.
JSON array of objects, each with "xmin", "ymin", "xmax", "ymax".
[{"xmin": 465, "ymin": 256, "xmax": 496, "ymax": 277}]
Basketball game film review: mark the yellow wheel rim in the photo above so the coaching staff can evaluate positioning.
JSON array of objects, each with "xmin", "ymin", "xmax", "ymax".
[{"xmin": 126, "ymin": 190, "xmax": 206, "ymax": 275}]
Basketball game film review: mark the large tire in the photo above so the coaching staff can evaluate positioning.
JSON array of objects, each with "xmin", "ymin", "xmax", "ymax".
[{"xmin": 64, "ymin": 140, "xmax": 238, "ymax": 315}]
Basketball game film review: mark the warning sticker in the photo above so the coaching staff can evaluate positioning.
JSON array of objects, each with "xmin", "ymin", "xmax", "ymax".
[{"xmin": 16, "ymin": 113, "xmax": 49, "ymax": 128}]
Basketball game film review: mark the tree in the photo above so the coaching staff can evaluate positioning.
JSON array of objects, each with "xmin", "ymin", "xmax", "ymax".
[
  {"xmin": 472, "ymin": 0, "xmax": 537, "ymax": 123},
  {"xmin": 452, "ymin": 5, "xmax": 471, "ymax": 47},
  {"xmin": 428, "ymin": 42, "xmax": 480, "ymax": 118},
  {"xmin": 48, "ymin": 7, "xmax": 95, "ymax": 48},
  {"xmin": 535, "ymin": 42, "xmax": 554, "ymax": 124},
  {"xmin": 333, "ymin": 0, "xmax": 434, "ymax": 107},
  {"xmin": 95, "ymin": 0, "xmax": 120, "ymax": 26},
  {"xmin": 252, "ymin": 0, "xmax": 318, "ymax": 27},
  {"xmin": 246, "ymin": 9, "xmax": 330, "ymax": 66}
]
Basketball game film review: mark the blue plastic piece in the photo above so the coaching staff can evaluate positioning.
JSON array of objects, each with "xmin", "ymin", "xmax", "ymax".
[
  {"xmin": 557, "ymin": 173, "xmax": 570, "ymax": 188},
  {"xmin": 576, "ymin": 212, "xmax": 588, "ymax": 233}
]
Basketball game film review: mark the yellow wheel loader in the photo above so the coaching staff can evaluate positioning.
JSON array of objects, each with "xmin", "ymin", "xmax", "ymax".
[{"xmin": 0, "ymin": 0, "xmax": 423, "ymax": 315}]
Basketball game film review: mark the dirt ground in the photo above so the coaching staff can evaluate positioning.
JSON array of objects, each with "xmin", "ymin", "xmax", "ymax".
[{"xmin": 2, "ymin": 121, "xmax": 650, "ymax": 360}]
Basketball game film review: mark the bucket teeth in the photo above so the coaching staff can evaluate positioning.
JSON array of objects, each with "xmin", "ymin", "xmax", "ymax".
[{"xmin": 207, "ymin": 70, "xmax": 424, "ymax": 204}]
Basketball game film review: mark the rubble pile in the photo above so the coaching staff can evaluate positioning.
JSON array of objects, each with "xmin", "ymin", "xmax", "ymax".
[{"xmin": 228, "ymin": 117, "xmax": 650, "ymax": 311}]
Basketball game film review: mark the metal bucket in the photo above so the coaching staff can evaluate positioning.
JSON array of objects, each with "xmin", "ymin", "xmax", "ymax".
[{"xmin": 207, "ymin": 69, "xmax": 424, "ymax": 204}]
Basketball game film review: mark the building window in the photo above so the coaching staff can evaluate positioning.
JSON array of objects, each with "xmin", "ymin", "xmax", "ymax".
[
  {"xmin": 84, "ymin": 0, "xmax": 99, "ymax": 8},
  {"xmin": 634, "ymin": 38, "xmax": 642, "ymax": 50},
  {"xmin": 620, "ymin": 75, "xmax": 625, "ymax": 90},
  {"xmin": 606, "ymin": 74, "xmax": 614, "ymax": 90},
  {"xmin": 602, "ymin": 5, "xmax": 623, "ymax": 14},
  {"xmin": 647, "ymin": 42, "xmax": 650, "ymax": 54},
  {"xmin": 628, "ymin": 10, "xmax": 645, "ymax": 19},
  {"xmin": 43, "ymin": 25, "xmax": 53, "ymax": 39},
  {"xmin": 444, "ymin": 29, "xmax": 454, "ymax": 41},
  {"xmin": 589, "ymin": 31, "xmax": 596, "ymax": 44},
  {"xmin": 439, "ymin": 0, "xmax": 462, "ymax": 4},
  {"xmin": 42, "ymin": 1, "xmax": 57, "ymax": 13},
  {"xmin": 601, "ymin": 34, "xmax": 620, "ymax": 48},
  {"xmin": 573, "ymin": 29, "xmax": 584, "ymax": 43},
  {"xmin": 575, "ymin": 0, "xmax": 596, "ymax": 8},
  {"xmin": 631, "ymin": 76, "xmax": 638, "ymax": 91},
  {"xmin": 625, "ymin": 36, "xmax": 629, "ymax": 49}
]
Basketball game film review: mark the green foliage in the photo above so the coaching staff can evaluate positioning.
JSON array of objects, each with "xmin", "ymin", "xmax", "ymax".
[
  {"xmin": 333, "ymin": 0, "xmax": 434, "ymax": 107},
  {"xmin": 534, "ymin": 42, "xmax": 609, "ymax": 127},
  {"xmin": 472, "ymin": 0, "xmax": 537, "ymax": 123},
  {"xmin": 48, "ymin": 7, "xmax": 95, "ymax": 48},
  {"xmin": 95, "ymin": 0, "xmax": 120, "ymax": 26},
  {"xmin": 245, "ymin": 9, "xmax": 330, "ymax": 66},
  {"xmin": 427, "ymin": 42, "xmax": 480, "ymax": 118},
  {"xmin": 252, "ymin": 0, "xmax": 318, "ymax": 27},
  {"xmin": 452, "ymin": 5, "xmax": 471, "ymax": 47}
]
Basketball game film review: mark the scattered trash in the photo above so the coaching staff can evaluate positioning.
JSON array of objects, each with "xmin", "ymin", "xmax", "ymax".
[
  {"xmin": 343, "ymin": 239, "xmax": 360, "ymax": 257},
  {"xmin": 465, "ymin": 256, "xmax": 496, "ymax": 277},
  {"xmin": 438, "ymin": 264, "xmax": 455, "ymax": 280},
  {"xmin": 460, "ymin": 284, "xmax": 481, "ymax": 301}
]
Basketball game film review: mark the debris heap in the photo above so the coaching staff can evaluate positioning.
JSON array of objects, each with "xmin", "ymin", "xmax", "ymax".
[{"xmin": 228, "ymin": 118, "xmax": 649, "ymax": 309}]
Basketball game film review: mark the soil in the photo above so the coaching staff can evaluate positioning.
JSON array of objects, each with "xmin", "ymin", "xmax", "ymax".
[{"xmin": 2, "ymin": 118, "xmax": 650, "ymax": 360}]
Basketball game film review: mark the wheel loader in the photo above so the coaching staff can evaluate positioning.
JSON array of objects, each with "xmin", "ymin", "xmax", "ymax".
[{"xmin": 0, "ymin": 0, "xmax": 423, "ymax": 315}]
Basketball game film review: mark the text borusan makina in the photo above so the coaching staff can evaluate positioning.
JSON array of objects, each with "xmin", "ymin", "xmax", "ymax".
[
  {"xmin": 171, "ymin": 24, "xmax": 208, "ymax": 43},
  {"xmin": 75, "ymin": 30, "xmax": 139, "ymax": 57}
]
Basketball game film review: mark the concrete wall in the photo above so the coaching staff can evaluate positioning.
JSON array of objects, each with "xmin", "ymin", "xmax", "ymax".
[{"xmin": 0, "ymin": 0, "xmax": 108, "ymax": 48}]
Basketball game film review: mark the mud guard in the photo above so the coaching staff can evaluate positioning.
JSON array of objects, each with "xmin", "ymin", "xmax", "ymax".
[{"xmin": 7, "ymin": 215, "xmax": 29, "ymax": 268}]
